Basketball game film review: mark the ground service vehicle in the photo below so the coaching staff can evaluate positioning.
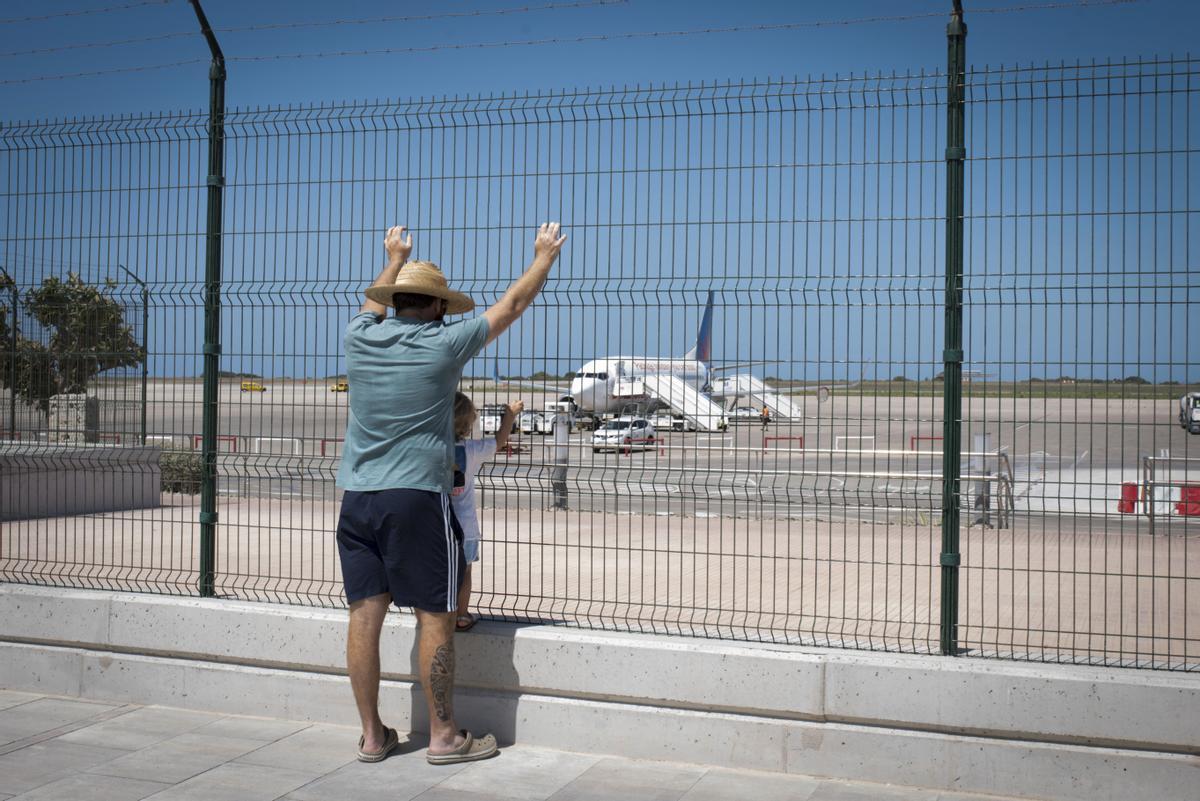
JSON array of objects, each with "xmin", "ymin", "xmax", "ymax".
[
  {"xmin": 480, "ymin": 404, "xmax": 518, "ymax": 435},
  {"xmin": 1181, "ymin": 392, "xmax": 1200, "ymax": 434},
  {"xmin": 329, "ymin": 380, "xmax": 348, "ymax": 392},
  {"xmin": 726, "ymin": 406, "xmax": 759, "ymax": 423},
  {"xmin": 240, "ymin": 381, "xmax": 267, "ymax": 392},
  {"xmin": 651, "ymin": 412, "xmax": 696, "ymax": 432},
  {"xmin": 518, "ymin": 410, "xmax": 551, "ymax": 434}
]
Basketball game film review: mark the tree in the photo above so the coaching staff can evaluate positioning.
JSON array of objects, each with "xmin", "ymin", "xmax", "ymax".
[{"xmin": 0, "ymin": 273, "xmax": 144, "ymax": 411}]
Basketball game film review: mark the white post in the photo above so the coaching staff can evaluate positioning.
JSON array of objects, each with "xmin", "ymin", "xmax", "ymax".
[
  {"xmin": 972, "ymin": 432, "xmax": 992, "ymax": 527},
  {"xmin": 47, "ymin": 394, "xmax": 100, "ymax": 444},
  {"xmin": 551, "ymin": 402, "xmax": 571, "ymax": 509}
]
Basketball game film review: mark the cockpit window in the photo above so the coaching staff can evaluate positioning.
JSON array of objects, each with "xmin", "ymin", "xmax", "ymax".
[{"xmin": 596, "ymin": 372, "xmax": 608, "ymax": 380}]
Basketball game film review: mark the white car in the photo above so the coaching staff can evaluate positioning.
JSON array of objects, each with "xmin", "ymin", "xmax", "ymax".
[{"xmin": 591, "ymin": 417, "xmax": 656, "ymax": 453}]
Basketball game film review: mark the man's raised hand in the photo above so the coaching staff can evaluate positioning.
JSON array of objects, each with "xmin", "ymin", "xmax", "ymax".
[
  {"xmin": 533, "ymin": 222, "xmax": 567, "ymax": 264},
  {"xmin": 385, "ymin": 225, "xmax": 413, "ymax": 264}
]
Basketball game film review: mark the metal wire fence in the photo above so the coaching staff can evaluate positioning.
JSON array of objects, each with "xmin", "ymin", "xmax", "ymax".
[{"xmin": 1, "ymin": 55, "xmax": 1196, "ymax": 670}]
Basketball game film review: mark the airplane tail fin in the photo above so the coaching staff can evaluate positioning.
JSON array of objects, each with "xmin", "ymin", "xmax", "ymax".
[{"xmin": 683, "ymin": 291, "xmax": 714, "ymax": 366}]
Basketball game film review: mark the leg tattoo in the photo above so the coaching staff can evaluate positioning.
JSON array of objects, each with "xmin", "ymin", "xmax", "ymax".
[{"xmin": 430, "ymin": 642, "xmax": 455, "ymax": 723}]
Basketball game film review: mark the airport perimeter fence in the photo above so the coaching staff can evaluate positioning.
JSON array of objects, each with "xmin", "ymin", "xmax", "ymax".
[{"xmin": 1, "ymin": 37, "xmax": 1197, "ymax": 670}]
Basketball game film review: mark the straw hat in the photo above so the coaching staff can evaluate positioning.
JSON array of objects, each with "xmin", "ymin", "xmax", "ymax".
[{"xmin": 364, "ymin": 260, "xmax": 475, "ymax": 315}]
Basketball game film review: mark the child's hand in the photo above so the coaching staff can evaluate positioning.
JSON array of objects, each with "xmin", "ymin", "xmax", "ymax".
[{"xmin": 507, "ymin": 400, "xmax": 525, "ymax": 416}]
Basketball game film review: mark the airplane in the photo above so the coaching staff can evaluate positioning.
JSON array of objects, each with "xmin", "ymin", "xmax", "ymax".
[{"xmin": 561, "ymin": 292, "xmax": 834, "ymax": 430}]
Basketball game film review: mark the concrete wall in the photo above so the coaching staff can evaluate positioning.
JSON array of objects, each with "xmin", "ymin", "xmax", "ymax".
[
  {"xmin": 0, "ymin": 584, "xmax": 1196, "ymax": 800},
  {"xmin": 0, "ymin": 443, "xmax": 160, "ymax": 520}
]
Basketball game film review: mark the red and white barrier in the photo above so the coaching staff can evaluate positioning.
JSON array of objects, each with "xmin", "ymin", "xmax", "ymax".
[
  {"xmin": 1115, "ymin": 481, "xmax": 1200, "ymax": 517},
  {"xmin": 1117, "ymin": 482, "xmax": 1138, "ymax": 514},
  {"xmin": 910, "ymin": 435, "xmax": 944, "ymax": 451},
  {"xmin": 1177, "ymin": 485, "xmax": 1200, "ymax": 517},
  {"xmin": 192, "ymin": 434, "xmax": 238, "ymax": 453},
  {"xmin": 763, "ymin": 435, "xmax": 804, "ymax": 452}
]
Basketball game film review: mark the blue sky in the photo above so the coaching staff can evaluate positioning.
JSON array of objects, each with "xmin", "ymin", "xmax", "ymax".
[{"xmin": 2, "ymin": 1, "xmax": 1197, "ymax": 383}]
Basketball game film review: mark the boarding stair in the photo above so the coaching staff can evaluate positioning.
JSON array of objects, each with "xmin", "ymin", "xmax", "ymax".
[{"xmin": 640, "ymin": 374, "xmax": 727, "ymax": 432}]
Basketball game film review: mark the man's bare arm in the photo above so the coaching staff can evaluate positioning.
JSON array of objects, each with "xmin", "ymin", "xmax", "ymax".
[
  {"xmin": 482, "ymin": 222, "xmax": 566, "ymax": 345},
  {"xmin": 360, "ymin": 226, "xmax": 413, "ymax": 316}
]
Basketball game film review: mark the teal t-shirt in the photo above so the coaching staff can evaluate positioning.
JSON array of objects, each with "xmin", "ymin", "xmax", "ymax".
[{"xmin": 336, "ymin": 312, "xmax": 490, "ymax": 493}]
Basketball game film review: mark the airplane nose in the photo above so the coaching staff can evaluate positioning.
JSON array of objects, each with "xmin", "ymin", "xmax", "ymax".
[{"xmin": 568, "ymin": 379, "xmax": 599, "ymax": 411}]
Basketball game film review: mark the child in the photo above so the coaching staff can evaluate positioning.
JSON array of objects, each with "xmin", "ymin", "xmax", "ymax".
[{"xmin": 450, "ymin": 392, "xmax": 522, "ymax": 632}]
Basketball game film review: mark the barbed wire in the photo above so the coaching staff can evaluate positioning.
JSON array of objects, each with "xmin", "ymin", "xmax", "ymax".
[
  {"xmin": 0, "ymin": 0, "xmax": 171, "ymax": 25},
  {"xmin": 0, "ymin": 0, "xmax": 1150, "ymax": 86},
  {"xmin": 0, "ymin": 0, "xmax": 630, "ymax": 58},
  {"xmin": 223, "ymin": 0, "xmax": 1152, "ymax": 65},
  {"xmin": 0, "ymin": 58, "xmax": 206, "ymax": 86}
]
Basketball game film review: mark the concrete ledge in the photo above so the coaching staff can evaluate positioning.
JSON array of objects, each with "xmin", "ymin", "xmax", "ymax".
[
  {"xmin": 0, "ymin": 443, "xmax": 161, "ymax": 520},
  {"xmin": 1, "ymin": 584, "xmax": 1198, "ymax": 801}
]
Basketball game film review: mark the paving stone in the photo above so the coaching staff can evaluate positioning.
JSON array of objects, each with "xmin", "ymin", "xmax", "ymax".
[
  {"xmin": 547, "ymin": 756, "xmax": 707, "ymax": 801},
  {"xmin": 190, "ymin": 715, "xmax": 310, "ymax": 743},
  {"xmin": 410, "ymin": 789, "xmax": 526, "ymax": 801},
  {"xmin": 140, "ymin": 762, "xmax": 316, "ymax": 801},
  {"xmin": 283, "ymin": 739, "xmax": 465, "ymax": 801},
  {"xmin": 680, "ymin": 767, "xmax": 821, "ymax": 801},
  {"xmin": 86, "ymin": 732, "xmax": 268, "ymax": 784},
  {"xmin": 809, "ymin": 780, "xmax": 940, "ymax": 801},
  {"xmin": 234, "ymin": 723, "xmax": 359, "ymax": 775},
  {"xmin": 0, "ymin": 692, "xmax": 40, "ymax": 712},
  {"xmin": 60, "ymin": 706, "xmax": 222, "ymax": 751},
  {"xmin": 0, "ymin": 741, "xmax": 131, "ymax": 794},
  {"xmin": 7, "ymin": 773, "xmax": 168, "ymax": 801},
  {"xmin": 0, "ymin": 698, "xmax": 120, "ymax": 745},
  {"xmin": 440, "ymin": 745, "xmax": 600, "ymax": 800}
]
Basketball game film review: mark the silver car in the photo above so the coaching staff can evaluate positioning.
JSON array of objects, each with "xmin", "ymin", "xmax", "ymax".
[{"xmin": 591, "ymin": 417, "xmax": 656, "ymax": 453}]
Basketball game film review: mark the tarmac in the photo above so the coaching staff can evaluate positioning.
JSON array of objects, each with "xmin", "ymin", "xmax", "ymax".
[
  {"xmin": 0, "ymin": 690, "xmax": 1026, "ymax": 801},
  {"xmin": 3, "ymin": 498, "xmax": 1197, "ymax": 668}
]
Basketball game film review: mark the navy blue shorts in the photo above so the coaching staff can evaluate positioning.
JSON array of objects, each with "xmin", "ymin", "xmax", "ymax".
[{"xmin": 336, "ymin": 488, "xmax": 465, "ymax": 612}]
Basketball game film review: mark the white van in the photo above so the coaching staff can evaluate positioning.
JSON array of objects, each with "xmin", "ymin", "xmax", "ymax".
[{"xmin": 1180, "ymin": 392, "xmax": 1200, "ymax": 434}]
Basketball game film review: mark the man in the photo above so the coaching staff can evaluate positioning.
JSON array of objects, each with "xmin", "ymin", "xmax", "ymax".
[
  {"xmin": 760, "ymin": 405, "xmax": 771, "ymax": 431},
  {"xmin": 336, "ymin": 222, "xmax": 566, "ymax": 765}
]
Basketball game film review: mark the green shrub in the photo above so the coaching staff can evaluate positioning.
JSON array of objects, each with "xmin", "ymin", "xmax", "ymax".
[{"xmin": 160, "ymin": 451, "xmax": 204, "ymax": 494}]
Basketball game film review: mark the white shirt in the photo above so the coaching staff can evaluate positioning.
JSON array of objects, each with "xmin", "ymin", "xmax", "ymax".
[{"xmin": 450, "ymin": 438, "xmax": 497, "ymax": 543}]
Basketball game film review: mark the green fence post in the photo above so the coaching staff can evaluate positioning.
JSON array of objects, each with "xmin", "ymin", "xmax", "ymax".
[
  {"xmin": 189, "ymin": 0, "xmax": 226, "ymax": 598},
  {"xmin": 940, "ymin": 1, "xmax": 967, "ymax": 656}
]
